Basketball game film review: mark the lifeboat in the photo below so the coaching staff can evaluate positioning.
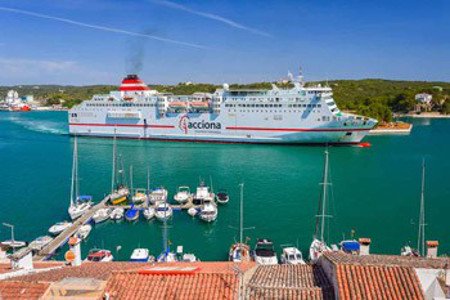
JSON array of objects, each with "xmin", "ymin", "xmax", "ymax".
[
  {"xmin": 169, "ymin": 101, "xmax": 188, "ymax": 108},
  {"xmin": 189, "ymin": 101, "xmax": 209, "ymax": 109}
]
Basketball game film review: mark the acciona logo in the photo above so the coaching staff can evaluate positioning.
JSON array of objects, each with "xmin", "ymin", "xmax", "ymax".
[{"xmin": 178, "ymin": 115, "xmax": 221, "ymax": 134}]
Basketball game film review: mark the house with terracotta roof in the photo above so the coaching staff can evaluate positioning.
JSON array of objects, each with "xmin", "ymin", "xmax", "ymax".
[{"xmin": 318, "ymin": 251, "xmax": 450, "ymax": 300}]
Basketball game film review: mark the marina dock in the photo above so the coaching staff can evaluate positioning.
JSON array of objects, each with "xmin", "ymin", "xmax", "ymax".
[{"xmin": 33, "ymin": 195, "xmax": 110, "ymax": 261}]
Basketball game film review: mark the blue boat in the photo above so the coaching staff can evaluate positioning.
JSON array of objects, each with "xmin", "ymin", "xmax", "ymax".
[
  {"xmin": 125, "ymin": 206, "xmax": 139, "ymax": 221},
  {"xmin": 340, "ymin": 240, "xmax": 360, "ymax": 253}
]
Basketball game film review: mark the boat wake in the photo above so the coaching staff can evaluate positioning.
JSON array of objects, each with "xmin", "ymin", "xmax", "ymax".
[{"xmin": 9, "ymin": 117, "xmax": 68, "ymax": 135}]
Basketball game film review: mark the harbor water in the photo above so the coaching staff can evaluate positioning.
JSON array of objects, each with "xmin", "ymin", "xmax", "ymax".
[{"xmin": 0, "ymin": 112, "xmax": 449, "ymax": 260}]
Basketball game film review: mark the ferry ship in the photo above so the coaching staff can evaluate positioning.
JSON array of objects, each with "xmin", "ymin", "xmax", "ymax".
[{"xmin": 68, "ymin": 74, "xmax": 377, "ymax": 144}]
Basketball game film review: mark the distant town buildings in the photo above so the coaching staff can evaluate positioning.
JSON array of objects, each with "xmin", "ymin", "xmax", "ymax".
[{"xmin": 415, "ymin": 93, "xmax": 433, "ymax": 104}]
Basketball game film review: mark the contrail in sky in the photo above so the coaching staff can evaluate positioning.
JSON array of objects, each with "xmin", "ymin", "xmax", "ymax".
[
  {"xmin": 151, "ymin": 0, "xmax": 272, "ymax": 38},
  {"xmin": 0, "ymin": 6, "xmax": 206, "ymax": 49}
]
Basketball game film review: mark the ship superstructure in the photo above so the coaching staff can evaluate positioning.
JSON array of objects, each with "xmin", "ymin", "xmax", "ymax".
[{"xmin": 68, "ymin": 74, "xmax": 377, "ymax": 144}]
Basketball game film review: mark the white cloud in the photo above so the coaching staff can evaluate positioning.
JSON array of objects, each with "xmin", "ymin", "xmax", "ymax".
[
  {"xmin": 151, "ymin": 0, "xmax": 272, "ymax": 38},
  {"xmin": 0, "ymin": 58, "xmax": 77, "ymax": 73}
]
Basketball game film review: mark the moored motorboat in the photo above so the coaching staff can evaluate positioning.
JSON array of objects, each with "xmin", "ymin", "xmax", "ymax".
[
  {"xmin": 173, "ymin": 186, "xmax": 191, "ymax": 204},
  {"xmin": 280, "ymin": 246, "xmax": 305, "ymax": 265},
  {"xmin": 85, "ymin": 249, "xmax": 114, "ymax": 262},
  {"xmin": 155, "ymin": 202, "xmax": 173, "ymax": 221},
  {"xmin": 29, "ymin": 236, "xmax": 53, "ymax": 251},
  {"xmin": 75, "ymin": 224, "xmax": 92, "ymax": 240},
  {"xmin": 252, "ymin": 239, "xmax": 278, "ymax": 265},
  {"xmin": 132, "ymin": 189, "xmax": 147, "ymax": 204},
  {"xmin": 109, "ymin": 207, "xmax": 124, "ymax": 220},
  {"xmin": 143, "ymin": 207, "xmax": 155, "ymax": 220},
  {"xmin": 192, "ymin": 181, "xmax": 215, "ymax": 206},
  {"xmin": 149, "ymin": 187, "xmax": 168, "ymax": 204},
  {"xmin": 157, "ymin": 251, "xmax": 177, "ymax": 263},
  {"xmin": 187, "ymin": 207, "xmax": 199, "ymax": 217},
  {"xmin": 215, "ymin": 190, "xmax": 229, "ymax": 204},
  {"xmin": 49, "ymin": 221, "xmax": 72, "ymax": 235},
  {"xmin": 92, "ymin": 208, "xmax": 111, "ymax": 224},
  {"xmin": 110, "ymin": 187, "xmax": 129, "ymax": 205},
  {"xmin": 130, "ymin": 248, "xmax": 150, "ymax": 262},
  {"xmin": 199, "ymin": 202, "xmax": 218, "ymax": 223},
  {"xmin": 125, "ymin": 206, "xmax": 140, "ymax": 221}
]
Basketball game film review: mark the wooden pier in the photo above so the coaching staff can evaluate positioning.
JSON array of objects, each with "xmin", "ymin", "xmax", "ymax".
[{"xmin": 33, "ymin": 195, "xmax": 111, "ymax": 261}]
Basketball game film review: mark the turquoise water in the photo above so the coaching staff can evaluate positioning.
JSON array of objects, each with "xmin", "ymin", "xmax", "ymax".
[{"xmin": 0, "ymin": 112, "xmax": 448, "ymax": 260}]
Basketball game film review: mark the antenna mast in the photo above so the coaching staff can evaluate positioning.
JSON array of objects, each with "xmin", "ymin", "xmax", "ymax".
[{"xmin": 315, "ymin": 150, "xmax": 330, "ymax": 242}]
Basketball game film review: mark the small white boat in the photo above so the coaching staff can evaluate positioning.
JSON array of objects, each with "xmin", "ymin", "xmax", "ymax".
[
  {"xmin": 132, "ymin": 189, "xmax": 147, "ymax": 204},
  {"xmin": 252, "ymin": 239, "xmax": 278, "ymax": 265},
  {"xmin": 199, "ymin": 202, "xmax": 218, "ymax": 223},
  {"xmin": 1, "ymin": 240, "xmax": 27, "ymax": 249},
  {"xmin": 130, "ymin": 248, "xmax": 150, "ymax": 262},
  {"xmin": 85, "ymin": 249, "xmax": 114, "ymax": 262},
  {"xmin": 280, "ymin": 246, "xmax": 306, "ymax": 265},
  {"xmin": 49, "ymin": 221, "xmax": 72, "ymax": 235},
  {"xmin": 29, "ymin": 236, "xmax": 53, "ymax": 251},
  {"xmin": 215, "ymin": 190, "xmax": 229, "ymax": 204},
  {"xmin": 157, "ymin": 251, "xmax": 177, "ymax": 263},
  {"xmin": 149, "ymin": 188, "xmax": 168, "ymax": 204},
  {"xmin": 92, "ymin": 208, "xmax": 110, "ymax": 224},
  {"xmin": 109, "ymin": 207, "xmax": 124, "ymax": 220},
  {"xmin": 143, "ymin": 207, "xmax": 155, "ymax": 220},
  {"xmin": 182, "ymin": 253, "xmax": 198, "ymax": 262},
  {"xmin": 155, "ymin": 202, "xmax": 173, "ymax": 221},
  {"xmin": 173, "ymin": 186, "xmax": 191, "ymax": 204},
  {"xmin": 192, "ymin": 181, "xmax": 215, "ymax": 206},
  {"xmin": 75, "ymin": 224, "xmax": 92, "ymax": 240},
  {"xmin": 187, "ymin": 207, "xmax": 198, "ymax": 217}
]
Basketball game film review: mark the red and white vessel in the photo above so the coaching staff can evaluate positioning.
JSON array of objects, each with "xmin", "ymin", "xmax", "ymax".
[
  {"xmin": 69, "ymin": 73, "xmax": 377, "ymax": 144},
  {"xmin": 0, "ymin": 90, "xmax": 31, "ymax": 112}
]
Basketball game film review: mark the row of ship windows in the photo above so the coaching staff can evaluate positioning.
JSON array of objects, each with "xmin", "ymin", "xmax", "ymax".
[
  {"xmin": 86, "ymin": 103, "xmax": 156, "ymax": 107},
  {"xmin": 228, "ymin": 109, "xmax": 322, "ymax": 114},
  {"xmin": 225, "ymin": 103, "xmax": 321, "ymax": 108}
]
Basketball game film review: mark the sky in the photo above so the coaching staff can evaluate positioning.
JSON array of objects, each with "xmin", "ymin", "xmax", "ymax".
[{"xmin": 0, "ymin": 0, "xmax": 448, "ymax": 85}]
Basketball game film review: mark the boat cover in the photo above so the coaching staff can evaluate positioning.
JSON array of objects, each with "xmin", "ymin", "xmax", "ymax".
[{"xmin": 342, "ymin": 241, "xmax": 360, "ymax": 252}]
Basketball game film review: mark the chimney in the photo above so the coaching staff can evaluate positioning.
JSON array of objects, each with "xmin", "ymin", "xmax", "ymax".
[
  {"xmin": 426, "ymin": 241, "xmax": 439, "ymax": 258},
  {"xmin": 359, "ymin": 238, "xmax": 371, "ymax": 255},
  {"xmin": 9, "ymin": 248, "xmax": 33, "ymax": 270},
  {"xmin": 68, "ymin": 237, "xmax": 82, "ymax": 266}
]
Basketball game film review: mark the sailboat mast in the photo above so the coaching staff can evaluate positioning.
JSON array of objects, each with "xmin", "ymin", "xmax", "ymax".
[
  {"xmin": 75, "ymin": 136, "xmax": 79, "ymax": 201},
  {"xmin": 146, "ymin": 166, "xmax": 150, "ymax": 206},
  {"xmin": 417, "ymin": 159, "xmax": 426, "ymax": 256},
  {"xmin": 111, "ymin": 131, "xmax": 117, "ymax": 193},
  {"xmin": 239, "ymin": 183, "xmax": 244, "ymax": 245},
  {"xmin": 69, "ymin": 136, "xmax": 77, "ymax": 207},
  {"xmin": 320, "ymin": 150, "xmax": 329, "ymax": 242},
  {"xmin": 129, "ymin": 165, "xmax": 134, "ymax": 196}
]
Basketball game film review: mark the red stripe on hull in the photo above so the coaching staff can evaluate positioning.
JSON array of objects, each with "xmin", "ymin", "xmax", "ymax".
[
  {"xmin": 225, "ymin": 126, "xmax": 370, "ymax": 132},
  {"xmin": 119, "ymin": 86, "xmax": 150, "ymax": 91},
  {"xmin": 69, "ymin": 123, "xmax": 174, "ymax": 129}
]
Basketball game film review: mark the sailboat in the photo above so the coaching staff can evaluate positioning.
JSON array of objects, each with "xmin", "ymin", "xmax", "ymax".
[
  {"xmin": 68, "ymin": 136, "xmax": 92, "ymax": 220},
  {"xmin": 229, "ymin": 183, "xmax": 251, "ymax": 262},
  {"xmin": 309, "ymin": 150, "xmax": 332, "ymax": 262},
  {"xmin": 109, "ymin": 133, "xmax": 129, "ymax": 205},
  {"xmin": 143, "ymin": 167, "xmax": 155, "ymax": 220},
  {"xmin": 401, "ymin": 159, "xmax": 426, "ymax": 257},
  {"xmin": 157, "ymin": 200, "xmax": 177, "ymax": 263}
]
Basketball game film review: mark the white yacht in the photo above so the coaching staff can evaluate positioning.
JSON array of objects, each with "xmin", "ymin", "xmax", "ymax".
[
  {"xmin": 309, "ymin": 150, "xmax": 332, "ymax": 262},
  {"xmin": 1, "ymin": 240, "xmax": 27, "ymax": 249},
  {"xmin": 132, "ymin": 189, "xmax": 147, "ymax": 204},
  {"xmin": 155, "ymin": 202, "xmax": 173, "ymax": 221},
  {"xmin": 68, "ymin": 137, "xmax": 93, "ymax": 220},
  {"xmin": 252, "ymin": 239, "xmax": 278, "ymax": 265},
  {"xmin": 92, "ymin": 208, "xmax": 111, "ymax": 224},
  {"xmin": 86, "ymin": 249, "xmax": 114, "ymax": 262},
  {"xmin": 173, "ymin": 186, "xmax": 191, "ymax": 204},
  {"xmin": 280, "ymin": 247, "xmax": 305, "ymax": 265},
  {"xmin": 199, "ymin": 202, "xmax": 218, "ymax": 223},
  {"xmin": 229, "ymin": 183, "xmax": 251, "ymax": 263},
  {"xmin": 149, "ymin": 188, "xmax": 168, "ymax": 204},
  {"xmin": 49, "ymin": 221, "xmax": 72, "ymax": 235}
]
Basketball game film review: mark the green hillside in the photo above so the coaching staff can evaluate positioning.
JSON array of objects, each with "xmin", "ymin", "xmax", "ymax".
[{"xmin": 1, "ymin": 79, "xmax": 449, "ymax": 121}]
